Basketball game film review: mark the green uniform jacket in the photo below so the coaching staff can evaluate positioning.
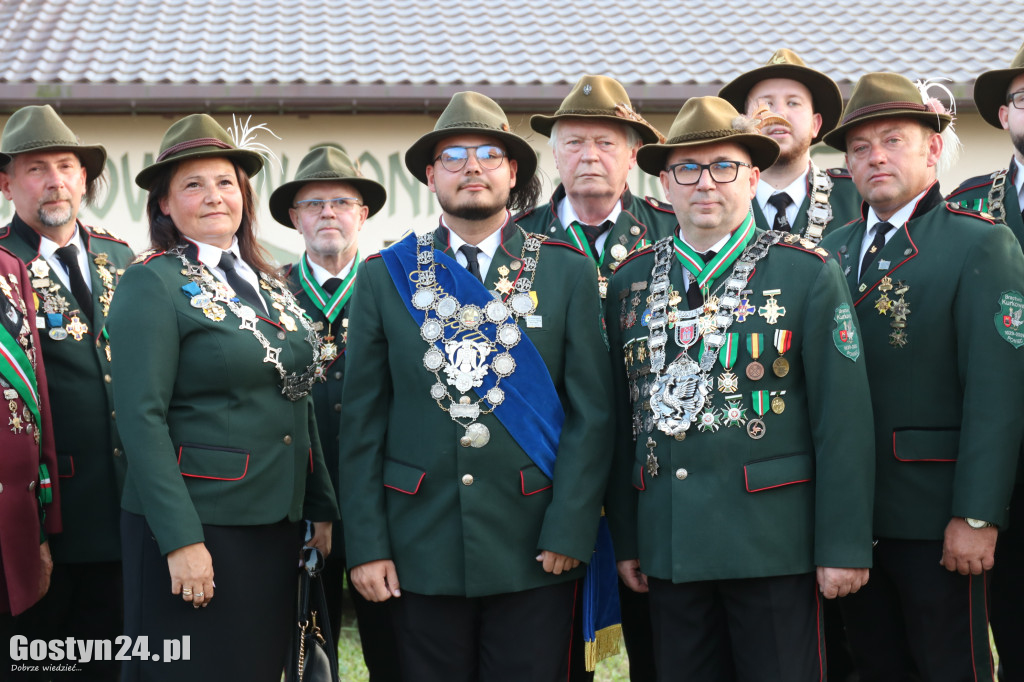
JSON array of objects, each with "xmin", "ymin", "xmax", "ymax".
[
  {"xmin": 514, "ymin": 186, "xmax": 677, "ymax": 279},
  {"xmin": 947, "ymin": 159, "xmax": 1024, "ymax": 246},
  {"xmin": 283, "ymin": 259, "xmax": 348, "ymax": 551},
  {"xmin": 0, "ymin": 216, "xmax": 133, "ymax": 562},
  {"xmin": 604, "ymin": 229, "xmax": 875, "ymax": 583},
  {"xmin": 752, "ymin": 167, "xmax": 862, "ymax": 239},
  {"xmin": 106, "ymin": 247, "xmax": 339, "ymax": 556},
  {"xmin": 338, "ymin": 221, "xmax": 614, "ymax": 597},
  {"xmin": 819, "ymin": 184, "xmax": 1024, "ymax": 537}
]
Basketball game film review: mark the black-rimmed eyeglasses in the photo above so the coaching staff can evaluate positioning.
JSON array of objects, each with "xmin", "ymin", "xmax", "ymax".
[
  {"xmin": 667, "ymin": 161, "xmax": 751, "ymax": 185},
  {"xmin": 433, "ymin": 145, "xmax": 507, "ymax": 172},
  {"xmin": 1008, "ymin": 91, "xmax": 1024, "ymax": 110},
  {"xmin": 294, "ymin": 198, "xmax": 364, "ymax": 214}
]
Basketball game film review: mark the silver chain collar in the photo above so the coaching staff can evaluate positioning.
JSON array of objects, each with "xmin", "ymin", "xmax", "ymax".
[
  {"xmin": 802, "ymin": 161, "xmax": 835, "ymax": 244},
  {"xmin": 987, "ymin": 168, "xmax": 1009, "ymax": 224},
  {"xmin": 169, "ymin": 247, "xmax": 322, "ymax": 401}
]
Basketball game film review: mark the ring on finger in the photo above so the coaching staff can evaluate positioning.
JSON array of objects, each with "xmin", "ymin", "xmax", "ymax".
[
  {"xmin": 182, "ymin": 588, "xmax": 193, "ymax": 595},
  {"xmin": 195, "ymin": 592, "xmax": 205, "ymax": 598}
]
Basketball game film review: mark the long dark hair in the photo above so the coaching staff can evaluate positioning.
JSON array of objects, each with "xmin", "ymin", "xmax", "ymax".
[
  {"xmin": 145, "ymin": 159, "xmax": 277, "ymax": 279},
  {"xmin": 507, "ymin": 172, "xmax": 542, "ymax": 215}
]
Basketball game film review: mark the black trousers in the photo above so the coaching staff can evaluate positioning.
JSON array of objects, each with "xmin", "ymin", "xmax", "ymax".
[
  {"xmin": 618, "ymin": 576, "xmax": 657, "ymax": 682},
  {"xmin": 320, "ymin": 550, "xmax": 402, "ymax": 681},
  {"xmin": 390, "ymin": 580, "xmax": 576, "ymax": 682},
  {"xmin": 9, "ymin": 559, "xmax": 123, "ymax": 681},
  {"xmin": 120, "ymin": 511, "xmax": 302, "ymax": 682},
  {"xmin": 840, "ymin": 538, "xmax": 992, "ymax": 682},
  {"xmin": 992, "ymin": 483, "xmax": 1024, "ymax": 682},
  {"xmin": 648, "ymin": 572, "xmax": 824, "ymax": 682}
]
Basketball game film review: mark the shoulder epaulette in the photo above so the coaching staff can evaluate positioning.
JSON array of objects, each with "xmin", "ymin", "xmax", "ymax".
[
  {"xmin": 776, "ymin": 233, "xmax": 827, "ymax": 261},
  {"xmin": 944, "ymin": 202, "xmax": 996, "ymax": 224},
  {"xmin": 616, "ymin": 242, "xmax": 657, "ymax": 269},
  {"xmin": 279, "ymin": 263, "xmax": 296, "ymax": 278},
  {"xmin": 512, "ymin": 206, "xmax": 537, "ymax": 221},
  {"xmin": 540, "ymin": 239, "xmax": 587, "ymax": 258},
  {"xmin": 946, "ymin": 173, "xmax": 997, "ymax": 199},
  {"xmin": 366, "ymin": 253, "xmax": 383, "ymax": 262},
  {"xmin": 644, "ymin": 196, "xmax": 675, "ymax": 213},
  {"xmin": 826, "ymin": 167, "xmax": 852, "ymax": 179},
  {"xmin": 129, "ymin": 249, "xmax": 165, "ymax": 265},
  {"xmin": 84, "ymin": 224, "xmax": 130, "ymax": 246}
]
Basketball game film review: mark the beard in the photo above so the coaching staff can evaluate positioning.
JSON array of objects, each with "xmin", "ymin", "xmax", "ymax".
[
  {"xmin": 1012, "ymin": 128, "xmax": 1024, "ymax": 161},
  {"xmin": 774, "ymin": 133, "xmax": 813, "ymax": 169},
  {"xmin": 437, "ymin": 183, "xmax": 510, "ymax": 222},
  {"xmin": 36, "ymin": 192, "xmax": 75, "ymax": 228}
]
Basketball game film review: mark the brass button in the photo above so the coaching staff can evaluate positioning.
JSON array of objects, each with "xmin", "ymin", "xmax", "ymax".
[
  {"xmin": 0, "ymin": 482, "xmax": 3, "ymax": 493},
  {"xmin": 28, "ymin": 480, "xmax": 35, "ymax": 491},
  {"xmin": 334, "ymin": 371, "xmax": 342, "ymax": 380},
  {"xmin": 277, "ymin": 331, "xmax": 287, "ymax": 341},
  {"xmin": 675, "ymin": 468, "xmax": 688, "ymax": 480},
  {"xmin": 110, "ymin": 410, "xmax": 116, "ymax": 419},
  {"xmin": 104, "ymin": 374, "xmax": 112, "ymax": 383},
  {"xmin": 333, "ymin": 404, "xmax": 342, "ymax": 412},
  {"xmin": 461, "ymin": 474, "xmax": 474, "ymax": 486},
  {"xmin": 113, "ymin": 448, "xmax": 122, "ymax": 457},
  {"xmin": 630, "ymin": 225, "xmax": 641, "ymax": 236},
  {"xmin": 283, "ymin": 435, "xmax": 293, "ymax": 445}
]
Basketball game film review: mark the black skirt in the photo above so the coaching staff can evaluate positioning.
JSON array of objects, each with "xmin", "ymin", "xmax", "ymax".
[{"xmin": 121, "ymin": 511, "xmax": 302, "ymax": 682}]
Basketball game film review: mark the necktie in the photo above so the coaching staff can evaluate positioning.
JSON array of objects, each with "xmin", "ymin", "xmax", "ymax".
[
  {"xmin": 218, "ymin": 251, "xmax": 264, "ymax": 309},
  {"xmin": 578, "ymin": 220, "xmax": 614, "ymax": 260},
  {"xmin": 685, "ymin": 250, "xmax": 716, "ymax": 310},
  {"xmin": 54, "ymin": 244, "xmax": 94, "ymax": 320},
  {"xmin": 322, "ymin": 277, "xmax": 342, "ymax": 295},
  {"xmin": 860, "ymin": 221, "xmax": 896, "ymax": 279},
  {"xmin": 458, "ymin": 244, "xmax": 483, "ymax": 282},
  {"xmin": 767, "ymin": 192, "xmax": 794, "ymax": 232}
]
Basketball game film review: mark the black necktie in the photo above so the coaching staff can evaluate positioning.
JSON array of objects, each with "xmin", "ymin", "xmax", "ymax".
[
  {"xmin": 860, "ymin": 221, "xmax": 896, "ymax": 278},
  {"xmin": 578, "ymin": 220, "xmax": 614, "ymax": 260},
  {"xmin": 322, "ymin": 277, "xmax": 342, "ymax": 295},
  {"xmin": 685, "ymin": 250, "xmax": 716, "ymax": 310},
  {"xmin": 218, "ymin": 251, "xmax": 263, "ymax": 309},
  {"xmin": 458, "ymin": 244, "xmax": 483, "ymax": 282},
  {"xmin": 54, "ymin": 244, "xmax": 94, "ymax": 320},
  {"xmin": 767, "ymin": 192, "xmax": 794, "ymax": 232}
]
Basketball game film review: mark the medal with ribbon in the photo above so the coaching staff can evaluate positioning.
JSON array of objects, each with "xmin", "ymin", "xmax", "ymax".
[
  {"xmin": 746, "ymin": 333, "xmax": 765, "ymax": 380},
  {"xmin": 748, "ymin": 390, "xmax": 770, "ymax": 439},
  {"xmin": 773, "ymin": 329, "xmax": 793, "ymax": 377},
  {"xmin": 566, "ymin": 221, "xmax": 611, "ymax": 299},
  {"xmin": 672, "ymin": 213, "xmax": 755, "ymax": 300},
  {"xmin": 717, "ymin": 333, "xmax": 739, "ymax": 393},
  {"xmin": 298, "ymin": 254, "xmax": 358, "ymax": 361},
  {"xmin": 0, "ymin": 316, "xmax": 42, "ymax": 453}
]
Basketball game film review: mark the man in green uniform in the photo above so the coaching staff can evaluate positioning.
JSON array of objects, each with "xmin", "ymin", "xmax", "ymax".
[
  {"xmin": 946, "ymin": 42, "xmax": 1024, "ymax": 680},
  {"xmin": 0, "ymin": 105, "xmax": 133, "ymax": 680},
  {"xmin": 605, "ymin": 96, "xmax": 875, "ymax": 682},
  {"xmin": 819, "ymin": 72, "xmax": 1024, "ymax": 682},
  {"xmin": 273, "ymin": 145, "xmax": 400, "ymax": 681},
  {"xmin": 720, "ymin": 49, "xmax": 861, "ymax": 244},
  {"xmin": 516, "ymin": 75, "xmax": 676, "ymax": 298},
  {"xmin": 339, "ymin": 91, "xmax": 613, "ymax": 682}
]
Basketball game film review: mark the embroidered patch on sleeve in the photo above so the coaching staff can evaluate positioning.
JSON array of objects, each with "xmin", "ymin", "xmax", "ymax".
[
  {"xmin": 832, "ymin": 303, "xmax": 860, "ymax": 361},
  {"xmin": 995, "ymin": 291, "xmax": 1024, "ymax": 348}
]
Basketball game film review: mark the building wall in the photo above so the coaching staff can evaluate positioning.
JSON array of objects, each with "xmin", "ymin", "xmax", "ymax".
[{"xmin": 0, "ymin": 111, "xmax": 1011, "ymax": 262}]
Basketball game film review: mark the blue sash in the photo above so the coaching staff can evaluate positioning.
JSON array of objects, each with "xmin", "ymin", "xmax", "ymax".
[
  {"xmin": 381, "ymin": 231, "xmax": 621, "ymax": 668},
  {"xmin": 380, "ymin": 231, "xmax": 564, "ymax": 474}
]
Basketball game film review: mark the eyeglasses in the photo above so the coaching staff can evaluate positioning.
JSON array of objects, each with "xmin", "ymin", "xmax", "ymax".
[
  {"xmin": 433, "ymin": 145, "xmax": 507, "ymax": 173},
  {"xmin": 667, "ymin": 161, "xmax": 751, "ymax": 185},
  {"xmin": 1008, "ymin": 91, "xmax": 1024, "ymax": 110},
  {"xmin": 293, "ymin": 197, "xmax": 364, "ymax": 214}
]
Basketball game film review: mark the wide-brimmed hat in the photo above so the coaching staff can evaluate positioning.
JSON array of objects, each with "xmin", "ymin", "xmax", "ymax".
[
  {"xmin": 135, "ymin": 114, "xmax": 265, "ymax": 190},
  {"xmin": 824, "ymin": 72, "xmax": 952, "ymax": 151},
  {"xmin": 269, "ymin": 145, "xmax": 387, "ymax": 227},
  {"xmin": 404, "ymin": 92, "xmax": 537, "ymax": 185},
  {"xmin": 636, "ymin": 97, "xmax": 780, "ymax": 176},
  {"xmin": 1, "ymin": 105, "xmax": 105, "ymax": 181},
  {"xmin": 718, "ymin": 48, "xmax": 843, "ymax": 145},
  {"xmin": 530, "ymin": 75, "xmax": 663, "ymax": 144},
  {"xmin": 973, "ymin": 41, "xmax": 1024, "ymax": 129}
]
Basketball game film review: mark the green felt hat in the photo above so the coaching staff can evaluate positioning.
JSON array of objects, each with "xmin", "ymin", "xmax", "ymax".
[
  {"xmin": 135, "ymin": 114, "xmax": 265, "ymax": 190},
  {"xmin": 404, "ymin": 91, "xmax": 537, "ymax": 185},
  {"xmin": 530, "ymin": 74, "xmax": 663, "ymax": 144},
  {"xmin": 973, "ymin": 41, "xmax": 1024, "ymax": 129},
  {"xmin": 1, "ymin": 105, "xmax": 105, "ymax": 180},
  {"xmin": 270, "ymin": 145, "xmax": 387, "ymax": 227},
  {"xmin": 636, "ymin": 96, "xmax": 780, "ymax": 176},
  {"xmin": 718, "ymin": 48, "xmax": 843, "ymax": 145},
  {"xmin": 824, "ymin": 72, "xmax": 951, "ymax": 151}
]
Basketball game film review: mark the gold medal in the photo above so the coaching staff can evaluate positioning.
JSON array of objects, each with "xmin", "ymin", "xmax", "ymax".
[
  {"xmin": 610, "ymin": 244, "xmax": 628, "ymax": 261},
  {"xmin": 65, "ymin": 316, "xmax": 88, "ymax": 341},
  {"xmin": 598, "ymin": 276, "xmax": 608, "ymax": 299},
  {"xmin": 770, "ymin": 395, "xmax": 785, "ymax": 414},
  {"xmin": 772, "ymin": 357, "xmax": 789, "ymax": 377},
  {"xmin": 279, "ymin": 313, "xmax": 298, "ymax": 332},
  {"xmin": 320, "ymin": 340, "xmax": 338, "ymax": 362},
  {"xmin": 203, "ymin": 303, "xmax": 226, "ymax": 322}
]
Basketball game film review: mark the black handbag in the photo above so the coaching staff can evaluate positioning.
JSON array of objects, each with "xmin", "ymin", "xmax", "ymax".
[{"xmin": 285, "ymin": 541, "xmax": 339, "ymax": 682}]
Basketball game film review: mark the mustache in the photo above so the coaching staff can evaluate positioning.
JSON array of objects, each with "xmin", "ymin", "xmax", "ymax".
[{"xmin": 40, "ymin": 190, "xmax": 72, "ymax": 204}]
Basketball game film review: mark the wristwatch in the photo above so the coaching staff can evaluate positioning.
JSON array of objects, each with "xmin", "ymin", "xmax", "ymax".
[{"xmin": 964, "ymin": 517, "xmax": 994, "ymax": 529}]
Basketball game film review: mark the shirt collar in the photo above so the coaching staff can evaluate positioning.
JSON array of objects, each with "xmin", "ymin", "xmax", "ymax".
[
  {"xmin": 38, "ymin": 226, "xmax": 88, "ymax": 262},
  {"xmin": 755, "ymin": 170, "xmax": 808, "ymax": 213},
  {"xmin": 190, "ymin": 236, "xmax": 244, "ymax": 272},
  {"xmin": 675, "ymin": 226, "xmax": 733, "ymax": 255},
  {"xmin": 557, "ymin": 193, "xmax": 623, "ymax": 230},
  {"xmin": 442, "ymin": 213, "xmax": 507, "ymax": 260},
  {"xmin": 866, "ymin": 188, "xmax": 929, "ymax": 234},
  {"xmin": 306, "ymin": 255, "xmax": 354, "ymax": 284}
]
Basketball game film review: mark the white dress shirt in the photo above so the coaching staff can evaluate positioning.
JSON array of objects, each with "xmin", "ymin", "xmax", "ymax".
[
  {"xmin": 857, "ymin": 188, "xmax": 929, "ymax": 280},
  {"xmin": 558, "ymin": 195, "xmax": 623, "ymax": 255},
  {"xmin": 756, "ymin": 172, "xmax": 807, "ymax": 230},
  {"xmin": 190, "ymin": 236, "xmax": 268, "ymax": 313},
  {"xmin": 38, "ymin": 228, "xmax": 92, "ymax": 294},
  {"xmin": 445, "ymin": 216, "xmax": 505, "ymax": 283}
]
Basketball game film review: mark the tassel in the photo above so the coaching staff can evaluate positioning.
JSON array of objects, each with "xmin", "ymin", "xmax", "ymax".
[{"xmin": 584, "ymin": 624, "xmax": 622, "ymax": 671}]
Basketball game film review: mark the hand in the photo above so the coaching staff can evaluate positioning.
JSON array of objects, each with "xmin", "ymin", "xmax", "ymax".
[
  {"xmin": 38, "ymin": 541, "xmax": 53, "ymax": 599},
  {"xmin": 536, "ymin": 550, "xmax": 580, "ymax": 575},
  {"xmin": 941, "ymin": 517, "xmax": 997, "ymax": 575},
  {"xmin": 307, "ymin": 521, "xmax": 332, "ymax": 558},
  {"xmin": 167, "ymin": 542, "xmax": 215, "ymax": 609},
  {"xmin": 816, "ymin": 566, "xmax": 869, "ymax": 599},
  {"xmin": 617, "ymin": 559, "xmax": 649, "ymax": 594},
  {"xmin": 350, "ymin": 559, "xmax": 401, "ymax": 602}
]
